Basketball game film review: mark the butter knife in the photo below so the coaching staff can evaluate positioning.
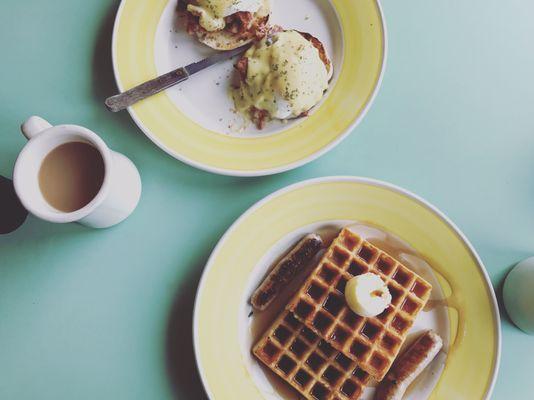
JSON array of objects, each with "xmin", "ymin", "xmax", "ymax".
[{"xmin": 105, "ymin": 44, "xmax": 250, "ymax": 112}]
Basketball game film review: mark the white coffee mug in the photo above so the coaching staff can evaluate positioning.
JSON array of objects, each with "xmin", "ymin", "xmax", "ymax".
[
  {"xmin": 13, "ymin": 116, "xmax": 142, "ymax": 229},
  {"xmin": 503, "ymin": 257, "xmax": 534, "ymax": 335}
]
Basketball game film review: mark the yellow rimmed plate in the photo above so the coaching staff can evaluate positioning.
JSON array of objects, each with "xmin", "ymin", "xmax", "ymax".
[
  {"xmin": 194, "ymin": 177, "xmax": 500, "ymax": 399},
  {"xmin": 112, "ymin": 0, "xmax": 387, "ymax": 176}
]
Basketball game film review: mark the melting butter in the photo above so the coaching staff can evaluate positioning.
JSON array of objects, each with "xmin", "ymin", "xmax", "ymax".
[{"xmin": 233, "ymin": 30, "xmax": 329, "ymax": 120}]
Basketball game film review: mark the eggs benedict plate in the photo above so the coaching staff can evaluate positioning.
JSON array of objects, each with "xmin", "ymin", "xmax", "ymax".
[
  {"xmin": 182, "ymin": 0, "xmax": 271, "ymax": 50},
  {"xmin": 233, "ymin": 29, "xmax": 333, "ymax": 129},
  {"xmin": 112, "ymin": 0, "xmax": 386, "ymax": 176}
]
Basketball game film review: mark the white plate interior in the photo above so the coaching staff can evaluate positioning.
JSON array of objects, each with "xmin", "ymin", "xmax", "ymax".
[
  {"xmin": 239, "ymin": 221, "xmax": 450, "ymax": 400},
  {"xmin": 154, "ymin": 0, "xmax": 344, "ymax": 137}
]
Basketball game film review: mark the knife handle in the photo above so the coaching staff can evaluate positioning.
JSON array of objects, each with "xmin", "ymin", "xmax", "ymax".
[{"xmin": 105, "ymin": 67, "xmax": 189, "ymax": 112}]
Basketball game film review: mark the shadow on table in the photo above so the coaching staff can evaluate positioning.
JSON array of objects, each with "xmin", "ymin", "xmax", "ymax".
[
  {"xmin": 92, "ymin": 1, "xmax": 140, "ymax": 130},
  {"xmin": 165, "ymin": 260, "xmax": 210, "ymax": 400}
]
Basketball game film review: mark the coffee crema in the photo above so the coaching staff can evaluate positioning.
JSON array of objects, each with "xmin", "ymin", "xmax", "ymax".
[{"xmin": 38, "ymin": 142, "xmax": 105, "ymax": 212}]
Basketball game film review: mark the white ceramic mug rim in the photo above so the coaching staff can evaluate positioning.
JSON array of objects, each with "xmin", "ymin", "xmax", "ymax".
[{"xmin": 13, "ymin": 124, "xmax": 113, "ymax": 223}]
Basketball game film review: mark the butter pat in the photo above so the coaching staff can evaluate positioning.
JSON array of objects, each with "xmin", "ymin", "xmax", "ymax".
[{"xmin": 345, "ymin": 273, "xmax": 392, "ymax": 317}]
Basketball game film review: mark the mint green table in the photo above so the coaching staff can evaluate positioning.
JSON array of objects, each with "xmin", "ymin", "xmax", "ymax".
[{"xmin": 1, "ymin": 1, "xmax": 532, "ymax": 398}]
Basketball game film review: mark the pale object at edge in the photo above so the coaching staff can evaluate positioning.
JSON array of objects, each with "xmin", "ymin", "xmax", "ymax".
[
  {"xmin": 503, "ymin": 257, "xmax": 534, "ymax": 335},
  {"xmin": 13, "ymin": 116, "xmax": 141, "ymax": 228}
]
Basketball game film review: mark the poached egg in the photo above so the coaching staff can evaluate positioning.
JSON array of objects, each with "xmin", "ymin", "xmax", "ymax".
[
  {"xmin": 187, "ymin": 0, "xmax": 262, "ymax": 32},
  {"xmin": 233, "ymin": 30, "xmax": 331, "ymax": 122}
]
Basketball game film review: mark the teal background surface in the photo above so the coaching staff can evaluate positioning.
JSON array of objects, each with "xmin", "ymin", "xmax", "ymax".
[{"xmin": 1, "ymin": 0, "xmax": 533, "ymax": 398}]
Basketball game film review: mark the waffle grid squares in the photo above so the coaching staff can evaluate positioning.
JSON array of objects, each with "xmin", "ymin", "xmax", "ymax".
[
  {"xmin": 287, "ymin": 228, "xmax": 432, "ymax": 380},
  {"xmin": 254, "ymin": 310, "xmax": 371, "ymax": 400}
]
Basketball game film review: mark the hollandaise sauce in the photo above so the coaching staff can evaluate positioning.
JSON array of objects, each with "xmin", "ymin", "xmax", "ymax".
[
  {"xmin": 187, "ymin": 0, "xmax": 261, "ymax": 32},
  {"xmin": 233, "ymin": 31, "xmax": 330, "ymax": 121}
]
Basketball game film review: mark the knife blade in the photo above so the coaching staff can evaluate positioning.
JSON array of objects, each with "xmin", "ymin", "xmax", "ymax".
[{"xmin": 105, "ymin": 43, "xmax": 250, "ymax": 113}]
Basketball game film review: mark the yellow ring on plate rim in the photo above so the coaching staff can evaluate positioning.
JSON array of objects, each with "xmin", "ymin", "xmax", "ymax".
[
  {"xmin": 193, "ymin": 176, "xmax": 501, "ymax": 399},
  {"xmin": 111, "ymin": 0, "xmax": 387, "ymax": 176}
]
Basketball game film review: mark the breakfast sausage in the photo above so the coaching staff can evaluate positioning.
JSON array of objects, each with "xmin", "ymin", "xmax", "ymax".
[
  {"xmin": 374, "ymin": 330, "xmax": 443, "ymax": 400},
  {"xmin": 250, "ymin": 234, "xmax": 323, "ymax": 310}
]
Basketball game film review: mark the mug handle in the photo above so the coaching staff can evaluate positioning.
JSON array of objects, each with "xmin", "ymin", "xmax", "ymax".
[
  {"xmin": 1, "ymin": 115, "xmax": 51, "ymax": 234},
  {"xmin": 21, "ymin": 116, "xmax": 52, "ymax": 140}
]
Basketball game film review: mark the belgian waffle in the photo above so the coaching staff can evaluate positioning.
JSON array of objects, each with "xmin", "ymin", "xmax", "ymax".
[
  {"xmin": 253, "ymin": 310, "xmax": 371, "ymax": 400},
  {"xmin": 287, "ymin": 228, "xmax": 432, "ymax": 381}
]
